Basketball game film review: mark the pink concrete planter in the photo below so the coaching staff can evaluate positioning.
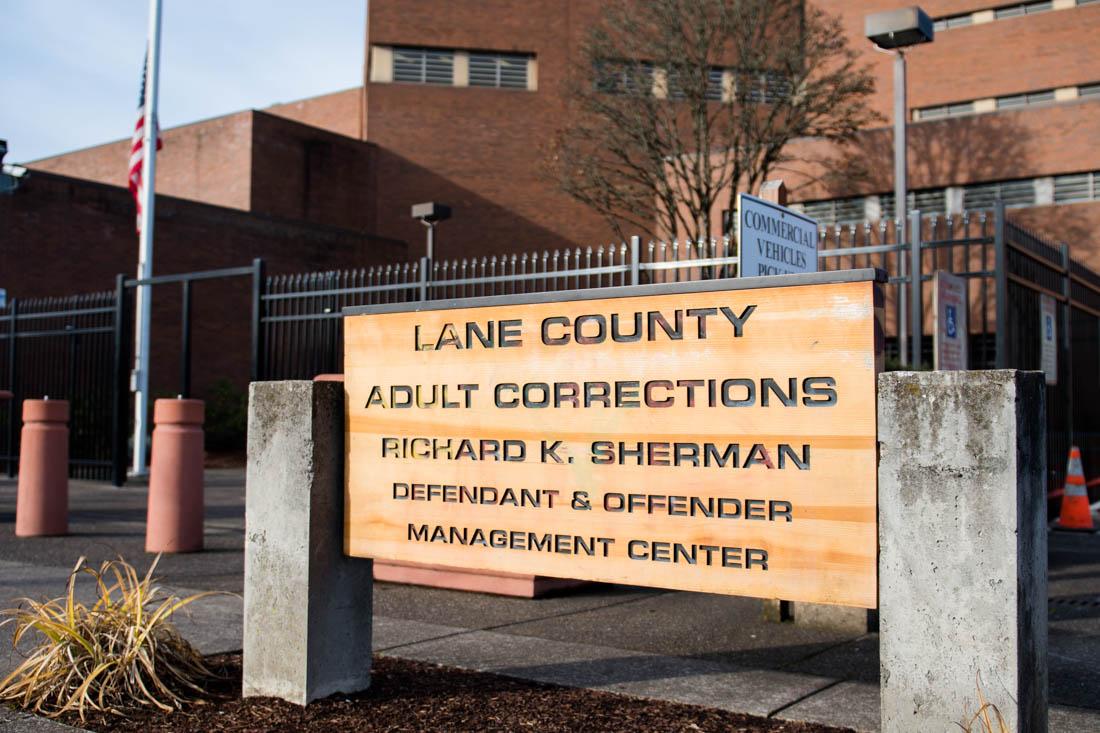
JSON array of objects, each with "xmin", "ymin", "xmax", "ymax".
[
  {"xmin": 16, "ymin": 399, "xmax": 69, "ymax": 537},
  {"xmin": 146, "ymin": 398, "xmax": 205, "ymax": 553}
]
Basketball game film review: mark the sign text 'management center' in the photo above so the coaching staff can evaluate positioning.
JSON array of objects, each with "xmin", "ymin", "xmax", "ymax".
[{"xmin": 344, "ymin": 274, "xmax": 881, "ymax": 607}]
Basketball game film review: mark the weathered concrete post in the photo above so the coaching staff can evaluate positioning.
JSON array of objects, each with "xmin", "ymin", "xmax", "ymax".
[
  {"xmin": 879, "ymin": 370, "xmax": 1047, "ymax": 732},
  {"xmin": 243, "ymin": 380, "xmax": 373, "ymax": 705}
]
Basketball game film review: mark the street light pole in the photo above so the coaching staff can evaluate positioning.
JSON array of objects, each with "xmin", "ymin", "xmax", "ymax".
[
  {"xmin": 894, "ymin": 49, "xmax": 909, "ymax": 366},
  {"xmin": 865, "ymin": 6, "xmax": 933, "ymax": 368}
]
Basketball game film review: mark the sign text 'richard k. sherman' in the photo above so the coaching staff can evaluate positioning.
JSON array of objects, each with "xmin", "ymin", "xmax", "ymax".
[{"xmin": 344, "ymin": 275, "xmax": 882, "ymax": 607}]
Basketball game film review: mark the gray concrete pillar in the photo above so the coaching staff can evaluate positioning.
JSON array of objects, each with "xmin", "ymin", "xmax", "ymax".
[
  {"xmin": 243, "ymin": 380, "xmax": 373, "ymax": 705},
  {"xmin": 878, "ymin": 370, "xmax": 1047, "ymax": 732}
]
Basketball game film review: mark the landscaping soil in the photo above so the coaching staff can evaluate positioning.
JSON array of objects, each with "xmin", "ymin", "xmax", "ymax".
[{"xmin": 56, "ymin": 653, "xmax": 854, "ymax": 733}]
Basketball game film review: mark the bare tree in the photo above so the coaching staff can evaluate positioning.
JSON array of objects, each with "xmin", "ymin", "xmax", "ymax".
[{"xmin": 547, "ymin": 0, "xmax": 880, "ymax": 242}]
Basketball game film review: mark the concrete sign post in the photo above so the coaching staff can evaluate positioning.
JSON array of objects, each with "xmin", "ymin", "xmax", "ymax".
[
  {"xmin": 243, "ymin": 287, "xmax": 1049, "ymax": 723},
  {"xmin": 878, "ymin": 370, "xmax": 1047, "ymax": 732},
  {"xmin": 736, "ymin": 193, "xmax": 818, "ymax": 278},
  {"xmin": 1040, "ymin": 293, "xmax": 1058, "ymax": 385},
  {"xmin": 243, "ymin": 381, "xmax": 373, "ymax": 705},
  {"xmin": 933, "ymin": 270, "xmax": 968, "ymax": 370}
]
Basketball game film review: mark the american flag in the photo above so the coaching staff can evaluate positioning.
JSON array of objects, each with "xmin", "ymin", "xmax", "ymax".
[{"xmin": 128, "ymin": 51, "xmax": 162, "ymax": 232}]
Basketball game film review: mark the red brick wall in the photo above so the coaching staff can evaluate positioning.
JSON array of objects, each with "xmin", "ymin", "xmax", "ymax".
[
  {"xmin": 365, "ymin": 0, "xmax": 616, "ymax": 260},
  {"xmin": 264, "ymin": 88, "xmax": 365, "ymax": 140},
  {"xmin": 815, "ymin": 1, "xmax": 1100, "ymax": 119},
  {"xmin": 28, "ymin": 108, "xmax": 382, "ymax": 235},
  {"xmin": 779, "ymin": 98, "xmax": 1100, "ymax": 201},
  {"xmin": 1, "ymin": 171, "xmax": 405, "ymax": 399},
  {"xmin": 30, "ymin": 111, "xmax": 254, "ymax": 212},
  {"xmin": 248, "ymin": 112, "xmax": 377, "ymax": 232}
]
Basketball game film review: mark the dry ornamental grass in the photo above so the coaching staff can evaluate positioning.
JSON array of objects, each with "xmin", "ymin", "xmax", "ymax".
[{"xmin": 0, "ymin": 555, "xmax": 220, "ymax": 720}]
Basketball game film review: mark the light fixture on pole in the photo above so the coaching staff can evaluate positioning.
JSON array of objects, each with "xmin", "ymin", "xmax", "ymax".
[
  {"xmin": 866, "ymin": 6, "xmax": 933, "ymax": 367},
  {"xmin": 411, "ymin": 202, "xmax": 451, "ymax": 264}
]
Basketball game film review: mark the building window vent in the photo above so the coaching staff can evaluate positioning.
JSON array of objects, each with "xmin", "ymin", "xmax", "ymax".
[
  {"xmin": 393, "ymin": 47, "xmax": 454, "ymax": 85},
  {"xmin": 917, "ymin": 101, "xmax": 975, "ymax": 120},
  {"xmin": 964, "ymin": 179, "xmax": 1036, "ymax": 210},
  {"xmin": 933, "ymin": 14, "xmax": 974, "ymax": 30},
  {"xmin": 469, "ymin": 53, "xmax": 529, "ymax": 89},
  {"xmin": 594, "ymin": 60, "xmax": 654, "ymax": 96},
  {"xmin": 995, "ymin": 1, "xmax": 1053, "ymax": 19},
  {"xmin": 997, "ymin": 89, "xmax": 1055, "ymax": 110},
  {"xmin": 740, "ymin": 70, "xmax": 792, "ymax": 104},
  {"xmin": 1079, "ymin": 83, "xmax": 1100, "ymax": 99},
  {"xmin": 881, "ymin": 190, "xmax": 948, "ymax": 220},
  {"xmin": 801, "ymin": 197, "xmax": 864, "ymax": 226},
  {"xmin": 1054, "ymin": 173, "xmax": 1097, "ymax": 204},
  {"xmin": 706, "ymin": 68, "xmax": 724, "ymax": 101}
]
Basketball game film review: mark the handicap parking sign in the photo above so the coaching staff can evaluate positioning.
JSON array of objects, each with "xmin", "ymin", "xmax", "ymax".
[{"xmin": 945, "ymin": 305, "xmax": 957, "ymax": 339}]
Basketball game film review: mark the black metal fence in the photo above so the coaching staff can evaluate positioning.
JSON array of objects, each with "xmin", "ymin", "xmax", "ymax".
[
  {"xmin": 258, "ymin": 204, "xmax": 1098, "ymax": 494},
  {"xmin": 2, "ymin": 205, "xmax": 1097, "ymax": 495},
  {"xmin": 0, "ymin": 286, "xmax": 126, "ymax": 481}
]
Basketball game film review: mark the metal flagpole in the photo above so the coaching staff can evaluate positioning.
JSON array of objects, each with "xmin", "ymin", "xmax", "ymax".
[{"xmin": 132, "ymin": 0, "xmax": 163, "ymax": 476}]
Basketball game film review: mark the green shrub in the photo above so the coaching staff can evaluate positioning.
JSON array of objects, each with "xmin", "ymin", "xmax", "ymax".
[{"xmin": 204, "ymin": 378, "xmax": 248, "ymax": 452}]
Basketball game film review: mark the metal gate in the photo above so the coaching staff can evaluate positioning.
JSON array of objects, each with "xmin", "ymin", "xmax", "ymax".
[{"xmin": 0, "ymin": 284, "xmax": 127, "ymax": 482}]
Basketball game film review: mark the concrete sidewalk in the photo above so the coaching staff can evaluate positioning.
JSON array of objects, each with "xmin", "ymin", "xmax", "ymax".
[{"xmin": 1, "ymin": 470, "xmax": 1099, "ymax": 731}]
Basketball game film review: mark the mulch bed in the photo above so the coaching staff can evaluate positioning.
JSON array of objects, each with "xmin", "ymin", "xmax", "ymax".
[{"xmin": 48, "ymin": 653, "xmax": 854, "ymax": 733}]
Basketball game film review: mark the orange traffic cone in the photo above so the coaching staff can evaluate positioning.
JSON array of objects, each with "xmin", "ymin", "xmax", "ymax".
[{"xmin": 1057, "ymin": 446, "xmax": 1095, "ymax": 531}]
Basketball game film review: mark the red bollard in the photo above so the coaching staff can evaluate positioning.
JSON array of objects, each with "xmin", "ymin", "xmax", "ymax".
[
  {"xmin": 16, "ymin": 399, "xmax": 69, "ymax": 537},
  {"xmin": 146, "ymin": 398, "xmax": 205, "ymax": 553}
]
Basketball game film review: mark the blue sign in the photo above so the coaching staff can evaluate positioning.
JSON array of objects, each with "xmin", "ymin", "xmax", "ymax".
[{"xmin": 945, "ymin": 305, "xmax": 957, "ymax": 339}]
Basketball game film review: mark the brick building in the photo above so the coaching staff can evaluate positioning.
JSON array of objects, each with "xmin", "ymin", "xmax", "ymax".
[{"xmin": 21, "ymin": 0, "xmax": 1100, "ymax": 263}]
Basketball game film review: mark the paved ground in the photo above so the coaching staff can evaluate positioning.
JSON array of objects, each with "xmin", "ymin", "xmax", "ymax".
[{"xmin": 0, "ymin": 469, "xmax": 1098, "ymax": 732}]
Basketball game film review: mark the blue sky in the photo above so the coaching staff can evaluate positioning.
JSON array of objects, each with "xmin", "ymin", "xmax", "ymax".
[{"xmin": 2, "ymin": 1, "xmax": 366, "ymax": 163}]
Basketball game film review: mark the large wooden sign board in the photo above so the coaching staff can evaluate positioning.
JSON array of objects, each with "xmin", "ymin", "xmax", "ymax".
[{"xmin": 344, "ymin": 271, "xmax": 883, "ymax": 608}]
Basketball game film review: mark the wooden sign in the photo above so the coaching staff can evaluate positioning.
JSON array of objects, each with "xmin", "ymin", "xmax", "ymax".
[{"xmin": 344, "ymin": 271, "xmax": 883, "ymax": 608}]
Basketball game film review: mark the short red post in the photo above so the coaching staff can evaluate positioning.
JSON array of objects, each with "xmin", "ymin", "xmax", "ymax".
[
  {"xmin": 146, "ymin": 398, "xmax": 205, "ymax": 553},
  {"xmin": 15, "ymin": 399, "xmax": 69, "ymax": 537}
]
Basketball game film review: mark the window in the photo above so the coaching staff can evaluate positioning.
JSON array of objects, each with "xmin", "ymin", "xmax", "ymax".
[
  {"xmin": 393, "ymin": 47, "xmax": 454, "ymax": 85},
  {"xmin": 934, "ymin": 13, "xmax": 973, "ymax": 30},
  {"xmin": 469, "ymin": 53, "xmax": 529, "ymax": 89},
  {"xmin": 881, "ymin": 190, "xmax": 947, "ymax": 220},
  {"xmin": 595, "ymin": 60, "xmax": 653, "ymax": 95},
  {"xmin": 800, "ymin": 197, "xmax": 864, "ymax": 226},
  {"xmin": 1079, "ymin": 83, "xmax": 1100, "ymax": 99},
  {"xmin": 917, "ymin": 101, "xmax": 974, "ymax": 120},
  {"xmin": 742, "ymin": 70, "xmax": 791, "ymax": 104},
  {"xmin": 706, "ymin": 68, "xmax": 724, "ymax": 101},
  {"xmin": 963, "ymin": 179, "xmax": 1036, "ymax": 210},
  {"xmin": 996, "ymin": 89, "xmax": 1054, "ymax": 109},
  {"xmin": 1054, "ymin": 173, "xmax": 1096, "ymax": 204},
  {"xmin": 995, "ymin": 1, "xmax": 1052, "ymax": 18}
]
